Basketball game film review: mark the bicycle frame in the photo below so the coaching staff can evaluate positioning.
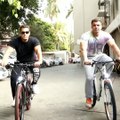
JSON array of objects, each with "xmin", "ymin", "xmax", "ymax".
[
  {"xmin": 92, "ymin": 60, "xmax": 117, "ymax": 120},
  {"xmin": 93, "ymin": 61, "xmax": 113, "ymax": 100},
  {"xmin": 16, "ymin": 66, "xmax": 33, "ymax": 103},
  {"xmin": 5, "ymin": 62, "xmax": 34, "ymax": 120}
]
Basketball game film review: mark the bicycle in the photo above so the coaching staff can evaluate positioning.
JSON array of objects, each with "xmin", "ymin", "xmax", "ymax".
[
  {"xmin": 90, "ymin": 60, "xmax": 117, "ymax": 120},
  {"xmin": 6, "ymin": 62, "xmax": 36, "ymax": 120}
]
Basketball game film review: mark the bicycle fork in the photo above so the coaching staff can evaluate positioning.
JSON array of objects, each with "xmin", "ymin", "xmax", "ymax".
[
  {"xmin": 97, "ymin": 78, "xmax": 112, "ymax": 101},
  {"xmin": 97, "ymin": 65, "xmax": 113, "ymax": 101},
  {"xmin": 97, "ymin": 78, "xmax": 102, "ymax": 101},
  {"xmin": 93, "ymin": 74, "xmax": 102, "ymax": 101}
]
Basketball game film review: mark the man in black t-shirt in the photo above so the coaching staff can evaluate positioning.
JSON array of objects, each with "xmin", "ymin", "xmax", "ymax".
[{"xmin": 1, "ymin": 25, "xmax": 42, "ymax": 106}]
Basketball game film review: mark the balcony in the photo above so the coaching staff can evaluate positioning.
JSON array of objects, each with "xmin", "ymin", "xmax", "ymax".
[
  {"xmin": 97, "ymin": 9, "xmax": 106, "ymax": 17},
  {"xmin": 97, "ymin": 0, "xmax": 110, "ymax": 28},
  {"xmin": 97, "ymin": 9, "xmax": 110, "ymax": 18}
]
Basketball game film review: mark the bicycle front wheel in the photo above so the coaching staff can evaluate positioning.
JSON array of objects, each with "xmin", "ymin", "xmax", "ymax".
[
  {"xmin": 104, "ymin": 81, "xmax": 117, "ymax": 120},
  {"xmin": 26, "ymin": 81, "xmax": 31, "ymax": 110},
  {"xmin": 15, "ymin": 84, "xmax": 25, "ymax": 120}
]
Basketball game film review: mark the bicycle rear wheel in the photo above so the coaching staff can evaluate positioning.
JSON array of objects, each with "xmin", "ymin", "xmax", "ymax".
[
  {"xmin": 104, "ymin": 81, "xmax": 117, "ymax": 120},
  {"xmin": 15, "ymin": 84, "xmax": 25, "ymax": 120},
  {"xmin": 91, "ymin": 80, "xmax": 97, "ymax": 108}
]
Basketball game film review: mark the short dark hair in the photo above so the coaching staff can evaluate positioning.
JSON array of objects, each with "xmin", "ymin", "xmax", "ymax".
[
  {"xmin": 19, "ymin": 24, "xmax": 30, "ymax": 31},
  {"xmin": 91, "ymin": 18, "xmax": 102, "ymax": 24}
]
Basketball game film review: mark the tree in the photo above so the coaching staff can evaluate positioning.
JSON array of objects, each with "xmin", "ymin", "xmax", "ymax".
[
  {"xmin": 27, "ymin": 16, "xmax": 58, "ymax": 51},
  {"xmin": 39, "ymin": 0, "xmax": 74, "ymax": 51},
  {"xmin": 53, "ymin": 22, "xmax": 68, "ymax": 50},
  {"xmin": 0, "ymin": 0, "xmax": 21, "ymax": 11},
  {"xmin": 66, "ymin": 4, "xmax": 73, "ymax": 18},
  {"xmin": 0, "ymin": 0, "xmax": 39, "ymax": 39},
  {"xmin": 40, "ymin": 0, "xmax": 60, "ymax": 21}
]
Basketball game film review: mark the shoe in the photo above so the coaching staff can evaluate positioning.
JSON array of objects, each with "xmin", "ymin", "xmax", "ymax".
[
  {"xmin": 11, "ymin": 99, "xmax": 15, "ymax": 107},
  {"xmin": 32, "ymin": 84, "xmax": 39, "ymax": 94},
  {"xmin": 86, "ymin": 98, "xmax": 92, "ymax": 108}
]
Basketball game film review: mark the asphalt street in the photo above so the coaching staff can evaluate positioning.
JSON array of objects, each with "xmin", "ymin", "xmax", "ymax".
[{"xmin": 0, "ymin": 63, "xmax": 120, "ymax": 120}]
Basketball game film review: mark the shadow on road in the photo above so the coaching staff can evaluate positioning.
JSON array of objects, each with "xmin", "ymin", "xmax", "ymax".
[{"xmin": 0, "ymin": 106, "xmax": 14, "ymax": 119}]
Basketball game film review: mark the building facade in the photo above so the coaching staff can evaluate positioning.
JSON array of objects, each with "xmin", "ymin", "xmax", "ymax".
[
  {"xmin": 98, "ymin": 0, "xmax": 120, "ymax": 58},
  {"xmin": 73, "ymin": 0, "xmax": 99, "ymax": 54},
  {"xmin": 73, "ymin": 0, "xmax": 120, "ymax": 58}
]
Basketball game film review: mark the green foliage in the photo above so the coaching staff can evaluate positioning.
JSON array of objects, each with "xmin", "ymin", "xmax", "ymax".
[
  {"xmin": 0, "ymin": 0, "xmax": 72, "ymax": 52},
  {"xmin": 0, "ymin": 1, "xmax": 19, "ymax": 38},
  {"xmin": 20, "ymin": 0, "xmax": 39, "ymax": 13},
  {"xmin": 0, "ymin": 0, "xmax": 21, "ymax": 17},
  {"xmin": 53, "ymin": 22, "xmax": 70, "ymax": 50},
  {"xmin": 66, "ymin": 4, "xmax": 73, "ymax": 18},
  {"xmin": 0, "ymin": 0, "xmax": 39, "ymax": 39},
  {"xmin": 43, "ymin": 0, "xmax": 60, "ymax": 20},
  {"xmin": 26, "ymin": 17, "xmax": 58, "ymax": 51}
]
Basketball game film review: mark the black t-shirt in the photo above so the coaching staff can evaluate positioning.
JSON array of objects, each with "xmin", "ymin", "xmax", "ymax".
[{"xmin": 9, "ymin": 36, "xmax": 40, "ymax": 63}]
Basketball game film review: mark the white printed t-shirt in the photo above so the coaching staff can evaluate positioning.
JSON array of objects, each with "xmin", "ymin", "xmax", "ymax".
[{"xmin": 80, "ymin": 30, "xmax": 113, "ymax": 57}]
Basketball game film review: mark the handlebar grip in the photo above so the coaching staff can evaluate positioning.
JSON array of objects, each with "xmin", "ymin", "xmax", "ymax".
[
  {"xmin": 114, "ymin": 59, "xmax": 120, "ymax": 63},
  {"xmin": 5, "ymin": 64, "xmax": 11, "ymax": 69},
  {"xmin": 5, "ymin": 63, "xmax": 14, "ymax": 69}
]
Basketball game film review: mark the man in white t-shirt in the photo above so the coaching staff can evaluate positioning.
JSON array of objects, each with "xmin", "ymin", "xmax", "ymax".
[{"xmin": 80, "ymin": 18, "xmax": 120, "ymax": 108}]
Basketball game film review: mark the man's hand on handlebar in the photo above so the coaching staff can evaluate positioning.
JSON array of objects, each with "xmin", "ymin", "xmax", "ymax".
[
  {"xmin": 84, "ymin": 59, "xmax": 92, "ymax": 65},
  {"xmin": 0, "ymin": 60, "xmax": 8, "ymax": 67},
  {"xmin": 115, "ymin": 56, "xmax": 120, "ymax": 61},
  {"xmin": 34, "ymin": 61, "xmax": 41, "ymax": 67}
]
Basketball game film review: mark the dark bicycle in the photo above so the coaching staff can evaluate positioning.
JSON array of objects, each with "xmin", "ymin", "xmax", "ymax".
[{"xmin": 6, "ymin": 62, "xmax": 37, "ymax": 120}]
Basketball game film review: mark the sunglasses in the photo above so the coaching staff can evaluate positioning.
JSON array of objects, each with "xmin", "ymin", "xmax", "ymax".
[{"xmin": 21, "ymin": 31, "xmax": 29, "ymax": 34}]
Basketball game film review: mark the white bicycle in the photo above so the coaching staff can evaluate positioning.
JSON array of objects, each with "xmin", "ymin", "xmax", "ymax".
[{"xmin": 91, "ymin": 60, "xmax": 117, "ymax": 120}]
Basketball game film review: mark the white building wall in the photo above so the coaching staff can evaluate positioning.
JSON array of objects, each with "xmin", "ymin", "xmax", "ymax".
[
  {"xmin": 106, "ymin": 14, "xmax": 120, "ymax": 33},
  {"xmin": 73, "ymin": 0, "xmax": 99, "ymax": 54},
  {"xmin": 73, "ymin": 0, "xmax": 120, "ymax": 57},
  {"xmin": 105, "ymin": 0, "xmax": 120, "ymax": 59}
]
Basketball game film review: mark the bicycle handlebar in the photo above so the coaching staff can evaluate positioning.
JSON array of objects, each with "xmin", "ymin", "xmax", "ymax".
[
  {"xmin": 92, "ymin": 59, "xmax": 120, "ymax": 64},
  {"xmin": 84, "ymin": 59, "xmax": 120, "ymax": 66},
  {"xmin": 5, "ymin": 62, "xmax": 34, "ymax": 69}
]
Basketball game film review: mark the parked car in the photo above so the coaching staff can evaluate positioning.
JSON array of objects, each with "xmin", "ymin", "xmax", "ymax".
[
  {"xmin": 41, "ymin": 58, "xmax": 54, "ymax": 68},
  {"xmin": 69, "ymin": 57, "xmax": 81, "ymax": 64},
  {"xmin": 0, "ymin": 51, "xmax": 16, "ymax": 64},
  {"xmin": 53, "ymin": 57, "xmax": 64, "ymax": 66},
  {"xmin": 41, "ymin": 59, "xmax": 49, "ymax": 68},
  {"xmin": 0, "ymin": 52, "xmax": 16, "ymax": 80}
]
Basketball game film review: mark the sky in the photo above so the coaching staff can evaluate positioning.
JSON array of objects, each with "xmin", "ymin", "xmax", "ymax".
[
  {"xmin": 57, "ymin": 0, "xmax": 73, "ymax": 33},
  {"xmin": 38, "ymin": 0, "xmax": 74, "ymax": 33}
]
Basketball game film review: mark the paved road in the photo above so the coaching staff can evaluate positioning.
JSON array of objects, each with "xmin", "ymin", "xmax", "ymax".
[{"xmin": 0, "ymin": 64, "xmax": 120, "ymax": 120}]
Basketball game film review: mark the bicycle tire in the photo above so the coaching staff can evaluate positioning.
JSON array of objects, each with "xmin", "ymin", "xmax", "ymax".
[
  {"xmin": 104, "ymin": 81, "xmax": 117, "ymax": 120},
  {"xmin": 92, "ymin": 80, "xmax": 97, "ymax": 108},
  {"xmin": 15, "ymin": 84, "xmax": 25, "ymax": 120},
  {"xmin": 26, "ymin": 80, "xmax": 31, "ymax": 110}
]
